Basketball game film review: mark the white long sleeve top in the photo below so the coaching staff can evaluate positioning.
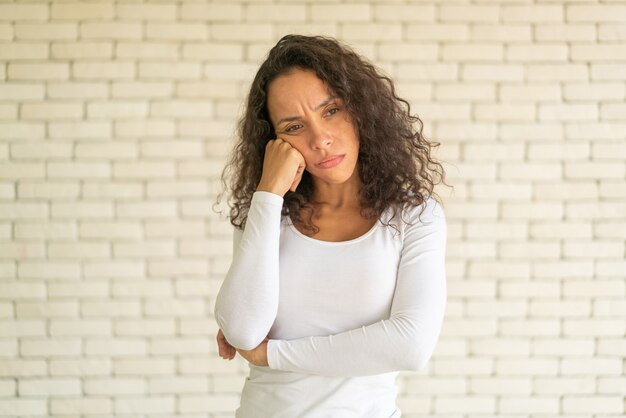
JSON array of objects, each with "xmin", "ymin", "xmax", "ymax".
[{"xmin": 214, "ymin": 191, "xmax": 447, "ymax": 418}]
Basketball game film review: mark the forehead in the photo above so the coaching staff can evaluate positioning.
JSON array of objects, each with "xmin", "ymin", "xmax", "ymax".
[{"xmin": 266, "ymin": 68, "xmax": 336, "ymax": 115}]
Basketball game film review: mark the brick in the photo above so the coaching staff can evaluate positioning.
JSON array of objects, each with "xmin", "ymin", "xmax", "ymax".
[
  {"xmin": 0, "ymin": 320, "xmax": 45, "ymax": 336},
  {"xmin": 434, "ymin": 396, "xmax": 495, "ymax": 413},
  {"xmin": 0, "ymin": 241, "xmax": 45, "ymax": 258},
  {"xmin": 0, "ymin": 84, "xmax": 44, "ymax": 101},
  {"xmin": 81, "ymin": 22, "xmax": 142, "ymax": 40},
  {"xmin": 49, "ymin": 358, "xmax": 111, "ymax": 376},
  {"xmin": 48, "ymin": 82, "xmax": 108, "ymax": 99},
  {"xmin": 564, "ymin": 82, "xmax": 625, "ymax": 100},
  {"xmin": 179, "ymin": 394, "xmax": 240, "ymax": 413},
  {"xmin": 113, "ymin": 240, "xmax": 176, "ymax": 258},
  {"xmin": 497, "ymin": 358, "xmax": 559, "ymax": 375},
  {"xmin": 112, "ymin": 81, "xmax": 175, "ymax": 99},
  {"xmin": 211, "ymin": 24, "xmax": 272, "ymax": 41},
  {"xmin": 116, "ymin": 42, "xmax": 178, "ymax": 59},
  {"xmin": 47, "ymin": 242, "xmax": 110, "ymax": 259},
  {"xmin": 48, "ymin": 162, "xmax": 111, "ymax": 179},
  {"xmin": 469, "ymin": 183, "xmax": 531, "ymax": 199},
  {"xmin": 150, "ymin": 338, "xmax": 211, "ymax": 356},
  {"xmin": 139, "ymin": 62, "xmax": 201, "ymax": 80},
  {"xmin": 115, "ymin": 120, "xmax": 176, "ymax": 137},
  {"xmin": 116, "ymin": 4, "xmax": 177, "ymax": 21},
  {"xmin": 74, "ymin": 62, "xmax": 135, "ymax": 80},
  {"xmin": 50, "ymin": 320, "xmax": 112, "ymax": 336},
  {"xmin": 82, "ymin": 182, "xmax": 143, "ymax": 199},
  {"xmin": 83, "ymin": 260, "xmax": 144, "ymax": 278},
  {"xmin": 470, "ymin": 338, "xmax": 530, "ymax": 357},
  {"xmin": 0, "ymin": 43, "xmax": 47, "ymax": 60},
  {"xmin": 0, "ymin": 24, "xmax": 11, "ymax": 40},
  {"xmin": 500, "ymin": 397, "xmax": 559, "ymax": 413},
  {"xmin": 246, "ymin": 5, "xmax": 306, "ymax": 22},
  {"xmin": 507, "ymin": 44, "xmax": 568, "ymax": 62},
  {"xmin": 51, "ymin": 201, "xmax": 113, "ymax": 220},
  {"xmin": 0, "ymin": 399, "xmax": 47, "ymax": 416},
  {"xmin": 0, "ymin": 5, "xmax": 48, "ymax": 21},
  {"xmin": 592, "ymin": 63, "xmax": 626, "ymax": 80},
  {"xmin": 74, "ymin": 142, "xmax": 137, "ymax": 159},
  {"xmin": 527, "ymin": 64, "xmax": 588, "ymax": 81},
  {"xmin": 149, "ymin": 376, "xmax": 209, "ymax": 393},
  {"xmin": 374, "ymin": 5, "xmax": 435, "ymax": 22},
  {"xmin": 528, "ymin": 142, "xmax": 589, "ymax": 160},
  {"xmin": 146, "ymin": 23, "xmax": 208, "ymax": 40},
  {"xmin": 148, "ymin": 259, "xmax": 208, "ymax": 276},
  {"xmin": 51, "ymin": 3, "xmax": 113, "ymax": 20},
  {"xmin": 599, "ymin": 24, "xmax": 626, "ymax": 41},
  {"xmin": 88, "ymin": 101, "xmax": 148, "ymax": 118},
  {"xmin": 84, "ymin": 377, "xmax": 146, "ymax": 395},
  {"xmin": 501, "ymin": 281, "xmax": 559, "ymax": 298},
  {"xmin": 502, "ymin": 5, "xmax": 563, "ymax": 22},
  {"xmin": 84, "ymin": 339, "xmax": 147, "ymax": 356},
  {"xmin": 0, "ymin": 359, "xmax": 47, "ymax": 377},
  {"xmin": 563, "ymin": 396, "xmax": 623, "ymax": 413},
  {"xmin": 204, "ymin": 63, "xmax": 258, "ymax": 81},
  {"xmin": 8, "ymin": 63, "xmax": 69, "ymax": 80},
  {"xmin": 340, "ymin": 24, "xmax": 402, "ymax": 41},
  {"xmin": 0, "ymin": 202, "xmax": 46, "ymax": 218},
  {"xmin": 150, "ymin": 101, "xmax": 213, "ymax": 118},
  {"xmin": 118, "ymin": 397, "xmax": 175, "ymax": 416},
  {"xmin": 465, "ymin": 223, "xmax": 528, "ymax": 240},
  {"xmin": 183, "ymin": 43, "xmax": 244, "ymax": 61},
  {"xmin": 530, "ymin": 222, "xmax": 592, "ymax": 239},
  {"xmin": 500, "ymin": 162, "xmax": 561, "ymax": 180},
  {"xmin": 539, "ymin": 103, "xmax": 598, "ymax": 121},
  {"xmin": 0, "ymin": 163, "xmax": 45, "ymax": 180},
  {"xmin": 51, "ymin": 42, "xmax": 113, "ymax": 59},
  {"xmin": 534, "ymin": 24, "xmax": 596, "ymax": 41},
  {"xmin": 571, "ymin": 44, "xmax": 626, "ymax": 62},
  {"xmin": 180, "ymin": 4, "xmax": 243, "ymax": 22},
  {"xmin": 15, "ymin": 221, "xmax": 77, "ymax": 239},
  {"xmin": 406, "ymin": 23, "xmax": 470, "ymax": 41},
  {"xmin": 535, "ymin": 378, "xmax": 595, "ymax": 397},
  {"xmin": 565, "ymin": 162, "xmax": 625, "ymax": 180},
  {"xmin": 50, "ymin": 397, "xmax": 112, "ymax": 415},
  {"xmin": 115, "ymin": 319, "xmax": 175, "ymax": 337},
  {"xmin": 471, "ymin": 25, "xmax": 532, "ymax": 42},
  {"xmin": 532, "ymin": 338, "xmax": 594, "ymax": 355},
  {"xmin": 565, "ymin": 122, "xmax": 626, "ymax": 140},
  {"xmin": 602, "ymin": 103, "xmax": 626, "ymax": 120},
  {"xmin": 17, "ymin": 181, "xmax": 80, "ymax": 200},
  {"xmin": 16, "ymin": 301, "xmax": 78, "ymax": 318},
  {"xmin": 567, "ymin": 5, "xmax": 626, "ymax": 22},
  {"xmin": 440, "ymin": 5, "xmax": 499, "ymax": 22},
  {"xmin": 21, "ymin": 102, "xmax": 83, "ymax": 120},
  {"xmin": 442, "ymin": 44, "xmax": 503, "ymax": 62},
  {"xmin": 15, "ymin": 23, "xmax": 78, "ymax": 40},
  {"xmin": 115, "ymin": 201, "xmax": 177, "ymax": 218},
  {"xmin": 114, "ymin": 358, "xmax": 175, "ymax": 376},
  {"xmin": 534, "ymin": 182, "xmax": 597, "ymax": 200},
  {"xmin": 82, "ymin": 302, "xmax": 141, "ymax": 318},
  {"xmin": 146, "ymin": 180, "xmax": 207, "ymax": 197},
  {"xmin": 19, "ymin": 261, "xmax": 80, "ymax": 280},
  {"xmin": 396, "ymin": 63, "xmax": 458, "ymax": 81},
  {"xmin": 111, "ymin": 280, "xmax": 172, "ymax": 297},
  {"xmin": 435, "ymin": 83, "xmax": 495, "ymax": 101},
  {"xmin": 18, "ymin": 378, "xmax": 81, "ymax": 396},
  {"xmin": 563, "ymin": 319, "xmax": 624, "ymax": 336},
  {"xmin": 21, "ymin": 340, "xmax": 81, "ymax": 358},
  {"xmin": 47, "ymin": 282, "xmax": 108, "ymax": 298},
  {"xmin": 469, "ymin": 378, "xmax": 531, "ymax": 395},
  {"xmin": 462, "ymin": 64, "xmax": 524, "ymax": 81},
  {"xmin": 0, "ymin": 121, "xmax": 45, "ymax": 140},
  {"xmin": 80, "ymin": 222, "xmax": 142, "ymax": 239},
  {"xmin": 475, "ymin": 104, "xmax": 535, "ymax": 120},
  {"xmin": 114, "ymin": 162, "xmax": 176, "ymax": 179}
]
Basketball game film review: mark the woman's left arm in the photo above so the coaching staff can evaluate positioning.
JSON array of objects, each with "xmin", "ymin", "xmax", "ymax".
[{"xmin": 265, "ymin": 199, "xmax": 447, "ymax": 377}]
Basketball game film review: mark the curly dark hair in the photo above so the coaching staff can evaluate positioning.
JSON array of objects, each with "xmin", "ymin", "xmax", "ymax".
[{"xmin": 214, "ymin": 34, "xmax": 450, "ymax": 233}]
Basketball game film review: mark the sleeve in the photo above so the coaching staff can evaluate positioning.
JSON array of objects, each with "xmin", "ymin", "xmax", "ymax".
[
  {"xmin": 213, "ymin": 191, "xmax": 284, "ymax": 350},
  {"xmin": 266, "ymin": 197, "xmax": 447, "ymax": 377}
]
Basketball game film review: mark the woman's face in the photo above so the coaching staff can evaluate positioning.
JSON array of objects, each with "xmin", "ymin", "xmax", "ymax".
[{"xmin": 266, "ymin": 67, "xmax": 360, "ymax": 187}]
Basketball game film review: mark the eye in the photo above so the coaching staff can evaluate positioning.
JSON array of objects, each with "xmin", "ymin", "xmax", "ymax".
[
  {"xmin": 286, "ymin": 124, "xmax": 302, "ymax": 133},
  {"xmin": 326, "ymin": 107, "xmax": 339, "ymax": 116}
]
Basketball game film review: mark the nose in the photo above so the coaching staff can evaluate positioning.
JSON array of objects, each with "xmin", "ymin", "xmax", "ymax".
[{"xmin": 308, "ymin": 121, "xmax": 332, "ymax": 150}]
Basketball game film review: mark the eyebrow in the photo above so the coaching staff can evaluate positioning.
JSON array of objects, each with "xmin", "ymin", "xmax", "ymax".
[{"xmin": 276, "ymin": 95, "xmax": 338, "ymax": 127}]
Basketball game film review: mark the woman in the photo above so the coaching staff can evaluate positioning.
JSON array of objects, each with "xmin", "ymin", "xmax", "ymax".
[{"xmin": 213, "ymin": 34, "xmax": 449, "ymax": 417}]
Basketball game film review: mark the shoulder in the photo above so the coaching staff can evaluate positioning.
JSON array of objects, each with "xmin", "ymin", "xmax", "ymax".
[{"xmin": 396, "ymin": 196, "xmax": 447, "ymax": 244}]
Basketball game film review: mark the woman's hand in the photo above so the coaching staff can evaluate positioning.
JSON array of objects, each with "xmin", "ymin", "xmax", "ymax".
[
  {"xmin": 216, "ymin": 329, "xmax": 269, "ymax": 367},
  {"xmin": 236, "ymin": 337, "xmax": 269, "ymax": 367},
  {"xmin": 257, "ymin": 137, "xmax": 306, "ymax": 197},
  {"xmin": 216, "ymin": 328, "xmax": 236, "ymax": 360}
]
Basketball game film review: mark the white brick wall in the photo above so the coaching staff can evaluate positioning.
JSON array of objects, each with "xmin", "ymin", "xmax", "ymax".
[{"xmin": 1, "ymin": 0, "xmax": 624, "ymax": 417}]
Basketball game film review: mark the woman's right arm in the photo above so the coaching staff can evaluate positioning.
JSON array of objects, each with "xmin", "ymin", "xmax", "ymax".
[
  {"xmin": 213, "ymin": 190, "xmax": 284, "ymax": 351},
  {"xmin": 215, "ymin": 137, "xmax": 304, "ymax": 351}
]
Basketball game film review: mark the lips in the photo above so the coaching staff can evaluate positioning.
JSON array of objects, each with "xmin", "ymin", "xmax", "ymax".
[{"xmin": 315, "ymin": 154, "xmax": 345, "ymax": 169}]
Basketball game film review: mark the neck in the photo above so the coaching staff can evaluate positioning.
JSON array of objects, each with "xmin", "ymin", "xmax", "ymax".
[{"xmin": 311, "ymin": 169, "xmax": 362, "ymax": 211}]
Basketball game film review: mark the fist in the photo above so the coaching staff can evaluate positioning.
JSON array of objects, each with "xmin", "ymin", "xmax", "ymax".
[{"xmin": 257, "ymin": 137, "xmax": 306, "ymax": 196}]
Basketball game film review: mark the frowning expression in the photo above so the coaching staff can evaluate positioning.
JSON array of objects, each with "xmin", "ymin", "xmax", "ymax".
[{"xmin": 266, "ymin": 67, "xmax": 360, "ymax": 186}]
